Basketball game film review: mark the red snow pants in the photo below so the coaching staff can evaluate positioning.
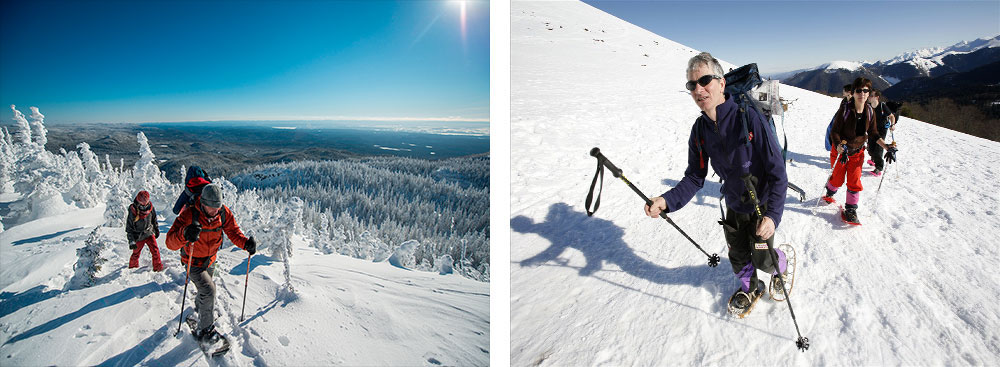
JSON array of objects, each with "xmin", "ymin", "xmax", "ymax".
[
  {"xmin": 129, "ymin": 236, "xmax": 163, "ymax": 271},
  {"xmin": 828, "ymin": 148, "xmax": 864, "ymax": 194}
]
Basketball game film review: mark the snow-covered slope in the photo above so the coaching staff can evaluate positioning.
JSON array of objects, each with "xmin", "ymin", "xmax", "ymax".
[
  {"xmin": 511, "ymin": 1, "xmax": 1000, "ymax": 365},
  {"xmin": 0, "ymin": 201, "xmax": 489, "ymax": 365}
]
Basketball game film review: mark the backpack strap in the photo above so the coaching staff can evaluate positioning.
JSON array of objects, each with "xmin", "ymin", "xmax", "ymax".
[{"xmin": 693, "ymin": 117, "xmax": 706, "ymax": 169}]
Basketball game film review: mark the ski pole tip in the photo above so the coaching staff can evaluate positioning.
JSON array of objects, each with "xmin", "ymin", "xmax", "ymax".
[
  {"xmin": 708, "ymin": 254, "xmax": 721, "ymax": 267},
  {"xmin": 796, "ymin": 337, "xmax": 810, "ymax": 351},
  {"xmin": 589, "ymin": 147, "xmax": 601, "ymax": 157}
]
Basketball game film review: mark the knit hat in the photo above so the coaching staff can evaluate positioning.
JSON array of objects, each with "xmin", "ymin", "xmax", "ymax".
[
  {"xmin": 135, "ymin": 190, "xmax": 150, "ymax": 205},
  {"xmin": 200, "ymin": 184, "xmax": 223, "ymax": 208}
]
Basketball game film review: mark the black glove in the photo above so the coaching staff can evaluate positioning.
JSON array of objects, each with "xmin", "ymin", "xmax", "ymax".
[
  {"xmin": 184, "ymin": 224, "xmax": 201, "ymax": 243},
  {"xmin": 129, "ymin": 241, "xmax": 136, "ymax": 250},
  {"xmin": 839, "ymin": 144, "xmax": 849, "ymax": 163},
  {"xmin": 884, "ymin": 146, "xmax": 898, "ymax": 164},
  {"xmin": 244, "ymin": 236, "xmax": 256, "ymax": 255},
  {"xmin": 155, "ymin": 230, "xmax": 160, "ymax": 239}
]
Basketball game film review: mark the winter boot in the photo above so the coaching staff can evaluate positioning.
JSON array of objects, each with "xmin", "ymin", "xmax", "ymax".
[
  {"xmin": 821, "ymin": 186, "xmax": 836, "ymax": 204},
  {"xmin": 866, "ymin": 159, "xmax": 875, "ymax": 166},
  {"xmin": 194, "ymin": 325, "xmax": 221, "ymax": 344},
  {"xmin": 730, "ymin": 279, "xmax": 765, "ymax": 309},
  {"xmin": 871, "ymin": 168, "xmax": 882, "ymax": 177},
  {"xmin": 843, "ymin": 206, "xmax": 861, "ymax": 225}
]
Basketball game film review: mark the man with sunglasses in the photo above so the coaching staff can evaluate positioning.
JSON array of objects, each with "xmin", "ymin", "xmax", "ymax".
[
  {"xmin": 644, "ymin": 52, "xmax": 789, "ymax": 311},
  {"xmin": 822, "ymin": 78, "xmax": 897, "ymax": 224}
]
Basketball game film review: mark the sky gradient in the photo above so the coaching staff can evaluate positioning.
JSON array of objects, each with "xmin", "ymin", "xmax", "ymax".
[
  {"xmin": 583, "ymin": 0, "xmax": 1000, "ymax": 74},
  {"xmin": 1, "ymin": 1, "xmax": 489, "ymax": 123}
]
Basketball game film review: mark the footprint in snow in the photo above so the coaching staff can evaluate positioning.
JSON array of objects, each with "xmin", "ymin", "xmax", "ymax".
[{"xmin": 278, "ymin": 335, "xmax": 290, "ymax": 346}]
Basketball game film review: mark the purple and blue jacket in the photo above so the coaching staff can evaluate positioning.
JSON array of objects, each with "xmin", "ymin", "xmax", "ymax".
[{"xmin": 660, "ymin": 94, "xmax": 788, "ymax": 228}]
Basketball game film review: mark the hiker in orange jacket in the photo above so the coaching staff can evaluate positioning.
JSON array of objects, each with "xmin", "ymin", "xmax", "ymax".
[{"xmin": 166, "ymin": 183, "xmax": 256, "ymax": 341}]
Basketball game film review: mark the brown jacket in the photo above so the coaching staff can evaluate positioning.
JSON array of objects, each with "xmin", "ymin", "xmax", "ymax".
[
  {"xmin": 830, "ymin": 98, "xmax": 878, "ymax": 151},
  {"xmin": 166, "ymin": 198, "xmax": 249, "ymax": 268}
]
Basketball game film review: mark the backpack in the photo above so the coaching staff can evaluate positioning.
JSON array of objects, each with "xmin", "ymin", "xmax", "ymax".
[
  {"xmin": 172, "ymin": 166, "xmax": 213, "ymax": 215},
  {"xmin": 825, "ymin": 99, "xmax": 873, "ymax": 151},
  {"xmin": 693, "ymin": 63, "xmax": 805, "ymax": 202}
]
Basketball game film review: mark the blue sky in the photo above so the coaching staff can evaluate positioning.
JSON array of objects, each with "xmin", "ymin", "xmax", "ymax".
[
  {"xmin": 1, "ymin": 1, "xmax": 489, "ymax": 124},
  {"xmin": 583, "ymin": 0, "xmax": 1000, "ymax": 74}
]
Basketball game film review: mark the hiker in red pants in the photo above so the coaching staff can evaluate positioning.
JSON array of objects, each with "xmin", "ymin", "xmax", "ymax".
[
  {"xmin": 822, "ymin": 78, "xmax": 898, "ymax": 224},
  {"xmin": 126, "ymin": 190, "xmax": 163, "ymax": 271}
]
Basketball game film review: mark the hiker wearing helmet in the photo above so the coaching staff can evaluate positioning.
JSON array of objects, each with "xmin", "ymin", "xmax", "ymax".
[
  {"xmin": 166, "ymin": 183, "xmax": 256, "ymax": 342},
  {"xmin": 822, "ymin": 78, "xmax": 898, "ymax": 225},
  {"xmin": 866, "ymin": 90, "xmax": 896, "ymax": 176},
  {"xmin": 643, "ymin": 52, "xmax": 789, "ymax": 313},
  {"xmin": 126, "ymin": 190, "xmax": 163, "ymax": 271}
]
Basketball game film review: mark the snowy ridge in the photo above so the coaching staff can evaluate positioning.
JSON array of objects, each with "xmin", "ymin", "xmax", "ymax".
[
  {"xmin": 511, "ymin": 1, "xmax": 1000, "ymax": 365},
  {"xmin": 0, "ymin": 105, "xmax": 489, "ymax": 365},
  {"xmin": 814, "ymin": 60, "xmax": 864, "ymax": 73},
  {"xmin": 883, "ymin": 35, "xmax": 1000, "ymax": 66}
]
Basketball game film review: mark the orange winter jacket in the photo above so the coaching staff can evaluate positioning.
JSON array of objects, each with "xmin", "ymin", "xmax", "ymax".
[{"xmin": 166, "ymin": 198, "xmax": 249, "ymax": 268}]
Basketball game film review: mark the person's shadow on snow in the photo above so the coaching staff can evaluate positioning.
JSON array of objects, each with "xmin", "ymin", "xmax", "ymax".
[{"xmin": 513, "ymin": 202, "xmax": 720, "ymax": 288}]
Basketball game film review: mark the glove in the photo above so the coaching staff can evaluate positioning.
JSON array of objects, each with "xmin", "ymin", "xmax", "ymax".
[
  {"xmin": 129, "ymin": 241, "xmax": 136, "ymax": 250},
  {"xmin": 884, "ymin": 145, "xmax": 898, "ymax": 164},
  {"xmin": 839, "ymin": 144, "xmax": 849, "ymax": 163},
  {"xmin": 184, "ymin": 224, "xmax": 201, "ymax": 243},
  {"xmin": 244, "ymin": 236, "xmax": 256, "ymax": 255},
  {"xmin": 155, "ymin": 230, "xmax": 160, "ymax": 239}
]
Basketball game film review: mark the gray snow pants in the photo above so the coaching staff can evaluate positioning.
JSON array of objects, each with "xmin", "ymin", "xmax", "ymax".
[{"xmin": 189, "ymin": 265, "xmax": 216, "ymax": 331}]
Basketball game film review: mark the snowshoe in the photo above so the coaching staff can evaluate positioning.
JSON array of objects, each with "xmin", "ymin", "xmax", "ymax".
[
  {"xmin": 840, "ymin": 206, "xmax": 861, "ymax": 226},
  {"xmin": 727, "ymin": 280, "xmax": 765, "ymax": 318},
  {"xmin": 185, "ymin": 316, "xmax": 230, "ymax": 357},
  {"xmin": 821, "ymin": 195, "xmax": 836, "ymax": 204},
  {"xmin": 870, "ymin": 169, "xmax": 882, "ymax": 177},
  {"xmin": 866, "ymin": 159, "xmax": 875, "ymax": 166},
  {"xmin": 769, "ymin": 244, "xmax": 797, "ymax": 302}
]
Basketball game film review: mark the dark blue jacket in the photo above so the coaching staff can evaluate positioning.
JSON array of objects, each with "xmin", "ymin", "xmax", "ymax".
[{"xmin": 660, "ymin": 94, "xmax": 788, "ymax": 228}]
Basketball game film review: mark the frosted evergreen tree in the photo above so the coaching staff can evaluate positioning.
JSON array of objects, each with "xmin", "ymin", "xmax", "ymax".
[
  {"xmin": 66, "ymin": 227, "xmax": 111, "ymax": 289},
  {"xmin": 103, "ymin": 163, "xmax": 131, "ymax": 227},
  {"xmin": 28, "ymin": 107, "xmax": 47, "ymax": 147},
  {"xmin": 9, "ymin": 105, "xmax": 32, "ymax": 145},
  {"xmin": 131, "ymin": 132, "xmax": 172, "ymax": 208},
  {"xmin": 0, "ymin": 128, "xmax": 13, "ymax": 193}
]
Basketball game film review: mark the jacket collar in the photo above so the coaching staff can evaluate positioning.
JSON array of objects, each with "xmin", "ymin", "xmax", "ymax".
[{"xmin": 700, "ymin": 93, "xmax": 736, "ymax": 126}]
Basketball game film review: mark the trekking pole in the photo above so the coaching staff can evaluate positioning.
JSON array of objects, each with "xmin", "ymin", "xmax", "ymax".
[
  {"xmin": 586, "ymin": 148, "xmax": 721, "ymax": 267},
  {"xmin": 812, "ymin": 140, "xmax": 848, "ymax": 209},
  {"xmin": 175, "ymin": 242, "xmax": 195, "ymax": 336},
  {"xmin": 740, "ymin": 174, "xmax": 809, "ymax": 351},
  {"xmin": 240, "ymin": 253, "xmax": 251, "ymax": 322},
  {"xmin": 871, "ymin": 139, "xmax": 897, "ymax": 210}
]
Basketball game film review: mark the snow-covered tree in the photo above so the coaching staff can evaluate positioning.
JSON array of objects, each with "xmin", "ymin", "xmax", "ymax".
[
  {"xmin": 10, "ymin": 105, "xmax": 32, "ymax": 145},
  {"xmin": 28, "ymin": 107, "xmax": 47, "ymax": 147},
  {"xmin": 66, "ymin": 228, "xmax": 111, "ymax": 289},
  {"xmin": 131, "ymin": 132, "xmax": 172, "ymax": 209}
]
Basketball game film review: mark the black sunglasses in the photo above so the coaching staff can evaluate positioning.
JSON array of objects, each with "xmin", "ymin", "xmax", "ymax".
[
  {"xmin": 686, "ymin": 74, "xmax": 722, "ymax": 91},
  {"xmin": 854, "ymin": 88, "xmax": 871, "ymax": 94}
]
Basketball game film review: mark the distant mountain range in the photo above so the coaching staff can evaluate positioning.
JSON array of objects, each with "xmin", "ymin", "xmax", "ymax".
[{"xmin": 770, "ymin": 35, "xmax": 1000, "ymax": 97}]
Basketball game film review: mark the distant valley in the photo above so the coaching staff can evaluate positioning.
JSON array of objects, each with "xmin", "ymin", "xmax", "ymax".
[{"xmin": 42, "ymin": 122, "xmax": 489, "ymax": 182}]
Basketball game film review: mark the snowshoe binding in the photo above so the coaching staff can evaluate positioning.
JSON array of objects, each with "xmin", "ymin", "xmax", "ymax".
[
  {"xmin": 186, "ymin": 316, "xmax": 230, "ymax": 357},
  {"xmin": 727, "ymin": 280, "xmax": 765, "ymax": 318},
  {"xmin": 768, "ymin": 244, "xmax": 797, "ymax": 302},
  {"xmin": 840, "ymin": 206, "xmax": 861, "ymax": 226}
]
